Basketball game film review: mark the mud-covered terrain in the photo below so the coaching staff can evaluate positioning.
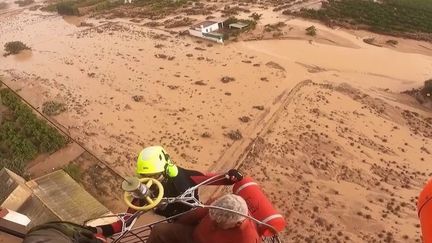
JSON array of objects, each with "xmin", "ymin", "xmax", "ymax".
[
  {"xmin": 1, "ymin": 0, "xmax": 432, "ymax": 241},
  {"xmin": 240, "ymin": 81, "xmax": 432, "ymax": 242}
]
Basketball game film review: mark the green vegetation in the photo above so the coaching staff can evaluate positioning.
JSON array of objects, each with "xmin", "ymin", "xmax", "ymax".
[
  {"xmin": 127, "ymin": 0, "xmax": 188, "ymax": 17},
  {"xmin": 0, "ymin": 88, "xmax": 67, "ymax": 175},
  {"xmin": 4, "ymin": 41, "xmax": 30, "ymax": 56},
  {"xmin": 305, "ymin": 25, "xmax": 317, "ymax": 36},
  {"xmin": 56, "ymin": 1, "xmax": 79, "ymax": 15},
  {"xmin": 249, "ymin": 12, "xmax": 262, "ymax": 21},
  {"xmin": 42, "ymin": 0, "xmax": 121, "ymax": 16},
  {"xmin": 386, "ymin": 39, "xmax": 398, "ymax": 46},
  {"xmin": 14, "ymin": 0, "xmax": 34, "ymax": 6},
  {"xmin": 264, "ymin": 22, "xmax": 286, "ymax": 32},
  {"xmin": 297, "ymin": 0, "xmax": 432, "ymax": 40},
  {"xmin": 63, "ymin": 163, "xmax": 81, "ymax": 182},
  {"xmin": 0, "ymin": 158, "xmax": 26, "ymax": 176}
]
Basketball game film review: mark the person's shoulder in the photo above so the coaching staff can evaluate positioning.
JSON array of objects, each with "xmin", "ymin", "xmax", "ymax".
[{"xmin": 176, "ymin": 166, "xmax": 204, "ymax": 176}]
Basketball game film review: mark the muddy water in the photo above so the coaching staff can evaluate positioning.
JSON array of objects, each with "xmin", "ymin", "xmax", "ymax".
[
  {"xmin": 0, "ymin": 11, "xmax": 292, "ymax": 175},
  {"xmin": 242, "ymin": 19, "xmax": 432, "ymax": 91},
  {"xmin": 1, "ymin": 10, "xmax": 432, "ymax": 177}
]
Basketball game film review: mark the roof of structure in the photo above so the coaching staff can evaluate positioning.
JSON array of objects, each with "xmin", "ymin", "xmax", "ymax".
[{"xmin": 0, "ymin": 168, "xmax": 110, "ymax": 227}]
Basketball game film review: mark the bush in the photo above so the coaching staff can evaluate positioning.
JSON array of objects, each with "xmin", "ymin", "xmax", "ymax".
[
  {"xmin": 0, "ymin": 158, "xmax": 26, "ymax": 176},
  {"xmin": 56, "ymin": 1, "xmax": 79, "ymax": 16},
  {"xmin": 363, "ymin": 37, "xmax": 375, "ymax": 45},
  {"xmin": 249, "ymin": 12, "xmax": 262, "ymax": 21},
  {"xmin": 421, "ymin": 79, "xmax": 432, "ymax": 97},
  {"xmin": 386, "ymin": 39, "xmax": 398, "ymax": 46},
  {"xmin": 40, "ymin": 3, "xmax": 57, "ymax": 12},
  {"xmin": 4, "ymin": 41, "xmax": 30, "ymax": 56},
  {"xmin": 63, "ymin": 163, "xmax": 81, "ymax": 182},
  {"xmin": 264, "ymin": 22, "xmax": 286, "ymax": 32},
  {"xmin": 14, "ymin": 0, "xmax": 34, "ymax": 6},
  {"xmin": 306, "ymin": 25, "xmax": 317, "ymax": 36},
  {"xmin": 42, "ymin": 101, "xmax": 66, "ymax": 116},
  {"xmin": 0, "ymin": 88, "xmax": 67, "ymax": 173}
]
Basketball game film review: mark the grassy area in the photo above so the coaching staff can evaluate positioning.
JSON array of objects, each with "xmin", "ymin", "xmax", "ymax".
[
  {"xmin": 297, "ymin": 0, "xmax": 432, "ymax": 40},
  {"xmin": 63, "ymin": 163, "xmax": 81, "ymax": 182},
  {"xmin": 42, "ymin": 0, "xmax": 121, "ymax": 15},
  {"xmin": 14, "ymin": 0, "xmax": 34, "ymax": 6},
  {"xmin": 0, "ymin": 88, "xmax": 67, "ymax": 175}
]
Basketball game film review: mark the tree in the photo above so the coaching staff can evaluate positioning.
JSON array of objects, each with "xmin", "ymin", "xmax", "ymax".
[
  {"xmin": 421, "ymin": 79, "xmax": 432, "ymax": 98},
  {"xmin": 56, "ymin": 1, "xmax": 79, "ymax": 16},
  {"xmin": 306, "ymin": 25, "xmax": 317, "ymax": 36},
  {"xmin": 249, "ymin": 12, "xmax": 262, "ymax": 21},
  {"xmin": 4, "ymin": 41, "xmax": 30, "ymax": 56}
]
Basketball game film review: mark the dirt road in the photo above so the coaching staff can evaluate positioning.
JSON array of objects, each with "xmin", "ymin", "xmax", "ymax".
[{"xmin": 26, "ymin": 142, "xmax": 84, "ymax": 178}]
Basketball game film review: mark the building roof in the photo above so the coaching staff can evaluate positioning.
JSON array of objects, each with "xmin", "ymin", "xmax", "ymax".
[
  {"xmin": 0, "ymin": 168, "xmax": 57, "ymax": 228},
  {"xmin": 190, "ymin": 20, "xmax": 218, "ymax": 30},
  {"xmin": 27, "ymin": 170, "xmax": 110, "ymax": 224},
  {"xmin": 0, "ymin": 169, "xmax": 29, "ymax": 209},
  {"xmin": 0, "ymin": 168, "xmax": 110, "ymax": 228},
  {"xmin": 16, "ymin": 195, "xmax": 59, "ymax": 228}
]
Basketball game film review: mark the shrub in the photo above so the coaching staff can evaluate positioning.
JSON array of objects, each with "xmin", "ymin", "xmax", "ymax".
[
  {"xmin": 63, "ymin": 163, "xmax": 81, "ymax": 182},
  {"xmin": 386, "ymin": 39, "xmax": 398, "ymax": 46},
  {"xmin": 249, "ymin": 12, "xmax": 262, "ymax": 21},
  {"xmin": 40, "ymin": 3, "xmax": 57, "ymax": 12},
  {"xmin": 42, "ymin": 101, "xmax": 66, "ymax": 116},
  {"xmin": 0, "ymin": 158, "xmax": 26, "ymax": 176},
  {"xmin": 306, "ymin": 25, "xmax": 317, "ymax": 36},
  {"xmin": 421, "ymin": 79, "xmax": 432, "ymax": 98},
  {"xmin": 0, "ymin": 88, "xmax": 67, "ymax": 168},
  {"xmin": 14, "ymin": 0, "xmax": 34, "ymax": 6},
  {"xmin": 56, "ymin": 1, "xmax": 79, "ymax": 16},
  {"xmin": 4, "ymin": 41, "xmax": 30, "ymax": 56},
  {"xmin": 363, "ymin": 38, "xmax": 375, "ymax": 45},
  {"xmin": 264, "ymin": 22, "xmax": 286, "ymax": 32}
]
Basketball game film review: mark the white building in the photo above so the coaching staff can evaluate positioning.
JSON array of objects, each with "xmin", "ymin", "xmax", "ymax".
[{"xmin": 189, "ymin": 20, "xmax": 225, "ymax": 43}]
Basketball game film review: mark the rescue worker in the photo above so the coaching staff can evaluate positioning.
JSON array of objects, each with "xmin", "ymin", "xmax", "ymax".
[
  {"xmin": 90, "ymin": 145, "xmax": 243, "ymax": 237},
  {"xmin": 135, "ymin": 145, "xmax": 243, "ymax": 216},
  {"xmin": 147, "ymin": 193, "xmax": 261, "ymax": 243}
]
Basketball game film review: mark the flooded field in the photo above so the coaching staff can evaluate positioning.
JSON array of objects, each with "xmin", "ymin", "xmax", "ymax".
[{"xmin": 1, "ymin": 3, "xmax": 432, "ymax": 241}]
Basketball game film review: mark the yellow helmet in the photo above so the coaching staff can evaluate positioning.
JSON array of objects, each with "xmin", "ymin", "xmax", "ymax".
[{"xmin": 136, "ymin": 146, "xmax": 178, "ymax": 177}]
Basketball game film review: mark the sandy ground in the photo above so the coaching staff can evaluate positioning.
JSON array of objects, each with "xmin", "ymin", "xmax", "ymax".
[
  {"xmin": 240, "ymin": 81, "xmax": 432, "ymax": 242},
  {"xmin": 1, "ymin": 3, "xmax": 432, "ymax": 242}
]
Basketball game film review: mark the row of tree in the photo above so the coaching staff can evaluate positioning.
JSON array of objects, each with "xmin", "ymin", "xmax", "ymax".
[
  {"xmin": 298, "ymin": 0, "xmax": 432, "ymax": 35},
  {"xmin": 0, "ymin": 88, "xmax": 67, "ymax": 175}
]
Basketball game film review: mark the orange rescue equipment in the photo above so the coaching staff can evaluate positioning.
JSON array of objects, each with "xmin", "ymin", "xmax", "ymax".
[
  {"xmin": 418, "ymin": 178, "xmax": 432, "ymax": 243},
  {"xmin": 233, "ymin": 177, "xmax": 286, "ymax": 236}
]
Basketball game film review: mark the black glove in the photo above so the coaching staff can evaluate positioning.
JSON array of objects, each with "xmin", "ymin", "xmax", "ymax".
[{"xmin": 227, "ymin": 169, "xmax": 243, "ymax": 183}]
